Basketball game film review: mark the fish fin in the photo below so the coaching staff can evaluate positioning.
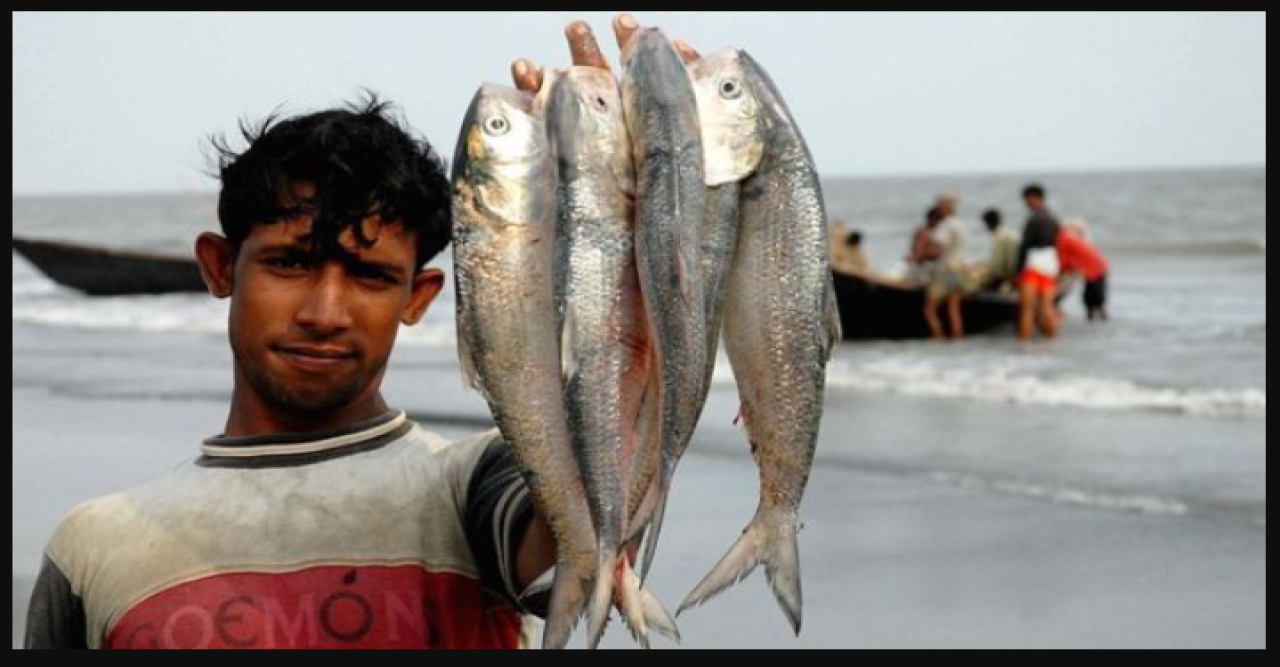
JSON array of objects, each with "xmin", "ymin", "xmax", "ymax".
[
  {"xmin": 676, "ymin": 241, "xmax": 694, "ymax": 303},
  {"xmin": 638, "ymin": 482, "xmax": 671, "ymax": 583},
  {"xmin": 822, "ymin": 277, "xmax": 842, "ymax": 363},
  {"xmin": 542, "ymin": 564, "xmax": 593, "ymax": 650},
  {"xmin": 636, "ymin": 572, "xmax": 681, "ymax": 644},
  {"xmin": 615, "ymin": 559, "xmax": 652, "ymax": 649},
  {"xmin": 459, "ymin": 348, "xmax": 483, "ymax": 393},
  {"xmin": 678, "ymin": 513, "xmax": 803, "ymax": 636},
  {"xmin": 586, "ymin": 547, "xmax": 620, "ymax": 650},
  {"xmin": 456, "ymin": 310, "xmax": 483, "ymax": 393},
  {"xmin": 560, "ymin": 306, "xmax": 579, "ymax": 383}
]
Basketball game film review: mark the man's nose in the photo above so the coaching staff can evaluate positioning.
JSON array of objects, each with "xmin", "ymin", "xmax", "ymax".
[{"xmin": 295, "ymin": 264, "xmax": 354, "ymax": 334}]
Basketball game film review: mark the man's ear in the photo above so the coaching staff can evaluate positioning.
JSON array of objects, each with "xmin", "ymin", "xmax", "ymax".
[
  {"xmin": 402, "ymin": 268, "xmax": 446, "ymax": 326},
  {"xmin": 195, "ymin": 232, "xmax": 236, "ymax": 299}
]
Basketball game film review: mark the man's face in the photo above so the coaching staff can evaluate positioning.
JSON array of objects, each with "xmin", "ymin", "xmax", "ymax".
[
  {"xmin": 1024, "ymin": 194, "xmax": 1045, "ymax": 211},
  {"xmin": 225, "ymin": 215, "xmax": 437, "ymax": 416}
]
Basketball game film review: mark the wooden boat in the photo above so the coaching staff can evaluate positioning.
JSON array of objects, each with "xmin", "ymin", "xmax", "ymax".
[
  {"xmin": 12, "ymin": 237, "xmax": 207, "ymax": 296},
  {"xmin": 832, "ymin": 268, "xmax": 1071, "ymax": 340}
]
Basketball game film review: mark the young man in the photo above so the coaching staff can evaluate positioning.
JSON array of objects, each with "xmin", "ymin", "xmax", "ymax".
[
  {"xmin": 23, "ymin": 16, "xmax": 671, "ymax": 650},
  {"xmin": 23, "ymin": 97, "xmax": 559, "ymax": 650},
  {"xmin": 1016, "ymin": 184, "xmax": 1062, "ymax": 341}
]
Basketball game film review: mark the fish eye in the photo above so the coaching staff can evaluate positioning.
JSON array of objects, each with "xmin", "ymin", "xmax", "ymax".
[
  {"xmin": 719, "ymin": 78, "xmax": 743, "ymax": 100},
  {"xmin": 483, "ymin": 115, "xmax": 511, "ymax": 136}
]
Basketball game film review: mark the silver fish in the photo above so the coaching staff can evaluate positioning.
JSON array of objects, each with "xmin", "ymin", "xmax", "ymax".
[
  {"xmin": 619, "ymin": 28, "xmax": 710, "ymax": 582},
  {"xmin": 689, "ymin": 47, "xmax": 767, "ymax": 434},
  {"xmin": 546, "ymin": 66, "xmax": 676, "ymax": 648},
  {"xmin": 624, "ymin": 47, "xmax": 768, "ymax": 580},
  {"xmin": 451, "ymin": 82, "xmax": 596, "ymax": 650},
  {"xmin": 678, "ymin": 51, "xmax": 842, "ymax": 636}
]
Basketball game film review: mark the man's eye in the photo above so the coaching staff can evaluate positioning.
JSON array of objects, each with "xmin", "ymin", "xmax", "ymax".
[
  {"xmin": 265, "ymin": 257, "xmax": 309, "ymax": 271},
  {"xmin": 354, "ymin": 268, "xmax": 399, "ymax": 286}
]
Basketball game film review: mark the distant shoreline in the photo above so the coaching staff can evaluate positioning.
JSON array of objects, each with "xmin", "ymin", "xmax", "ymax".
[{"xmin": 10, "ymin": 164, "xmax": 1266, "ymax": 201}]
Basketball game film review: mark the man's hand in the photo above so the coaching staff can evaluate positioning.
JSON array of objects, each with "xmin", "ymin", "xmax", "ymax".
[{"xmin": 509, "ymin": 13, "xmax": 701, "ymax": 96}]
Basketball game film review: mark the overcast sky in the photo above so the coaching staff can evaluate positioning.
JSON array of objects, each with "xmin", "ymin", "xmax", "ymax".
[{"xmin": 12, "ymin": 11, "xmax": 1267, "ymax": 195}]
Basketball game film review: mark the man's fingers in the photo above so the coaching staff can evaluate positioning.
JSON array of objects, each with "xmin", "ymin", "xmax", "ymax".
[
  {"xmin": 672, "ymin": 39, "xmax": 702, "ymax": 65},
  {"xmin": 613, "ymin": 13, "xmax": 640, "ymax": 52},
  {"xmin": 531, "ymin": 64, "xmax": 545, "ymax": 93},
  {"xmin": 511, "ymin": 59, "xmax": 544, "ymax": 93},
  {"xmin": 566, "ymin": 21, "xmax": 610, "ymax": 70}
]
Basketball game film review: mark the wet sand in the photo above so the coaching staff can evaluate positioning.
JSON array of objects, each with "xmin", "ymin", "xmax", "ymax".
[{"xmin": 12, "ymin": 322, "xmax": 1266, "ymax": 648}]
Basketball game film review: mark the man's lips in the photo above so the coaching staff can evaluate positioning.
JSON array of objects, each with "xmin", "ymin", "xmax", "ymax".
[{"xmin": 273, "ymin": 345, "xmax": 358, "ymax": 371}]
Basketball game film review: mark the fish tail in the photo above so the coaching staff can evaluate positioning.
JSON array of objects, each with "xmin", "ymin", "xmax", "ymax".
[
  {"xmin": 585, "ymin": 546, "xmax": 620, "ymax": 649},
  {"xmin": 617, "ymin": 555, "xmax": 681, "ymax": 648},
  {"xmin": 542, "ymin": 562, "xmax": 593, "ymax": 650},
  {"xmin": 636, "ymin": 572, "xmax": 681, "ymax": 643},
  {"xmin": 615, "ymin": 557, "xmax": 651, "ymax": 649},
  {"xmin": 677, "ymin": 511, "xmax": 803, "ymax": 636}
]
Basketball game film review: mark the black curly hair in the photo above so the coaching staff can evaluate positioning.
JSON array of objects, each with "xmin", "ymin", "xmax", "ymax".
[{"xmin": 212, "ymin": 94, "xmax": 451, "ymax": 269}]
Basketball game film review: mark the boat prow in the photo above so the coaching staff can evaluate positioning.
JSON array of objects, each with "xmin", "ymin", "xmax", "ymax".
[{"xmin": 12, "ymin": 236, "xmax": 207, "ymax": 296}]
